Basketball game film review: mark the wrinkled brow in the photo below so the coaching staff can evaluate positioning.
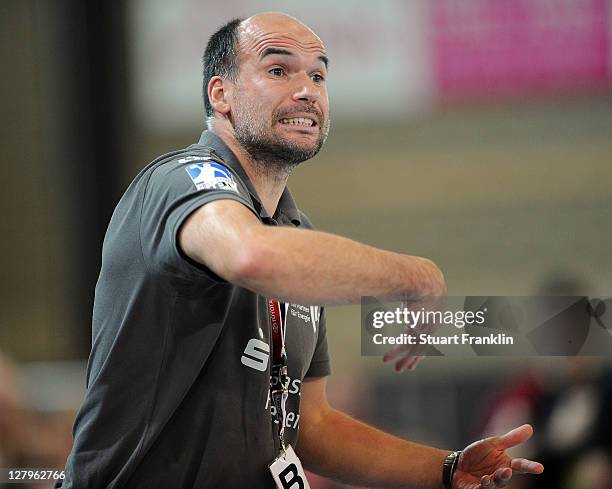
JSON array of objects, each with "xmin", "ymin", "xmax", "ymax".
[{"xmin": 260, "ymin": 47, "xmax": 328, "ymax": 69}]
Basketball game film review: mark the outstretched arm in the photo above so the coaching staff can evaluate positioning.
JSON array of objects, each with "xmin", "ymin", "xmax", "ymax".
[
  {"xmin": 298, "ymin": 377, "xmax": 544, "ymax": 489},
  {"xmin": 179, "ymin": 200, "xmax": 446, "ymax": 305}
]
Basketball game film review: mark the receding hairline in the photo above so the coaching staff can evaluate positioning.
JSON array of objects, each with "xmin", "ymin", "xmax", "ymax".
[
  {"xmin": 242, "ymin": 12, "xmax": 316, "ymax": 33},
  {"xmin": 235, "ymin": 12, "xmax": 325, "ymax": 54}
]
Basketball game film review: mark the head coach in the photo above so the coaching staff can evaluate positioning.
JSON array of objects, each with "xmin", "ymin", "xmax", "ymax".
[{"xmin": 58, "ymin": 12, "xmax": 544, "ymax": 489}]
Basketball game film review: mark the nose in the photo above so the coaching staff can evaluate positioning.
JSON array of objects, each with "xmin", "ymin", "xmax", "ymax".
[{"xmin": 292, "ymin": 74, "xmax": 320, "ymax": 104}]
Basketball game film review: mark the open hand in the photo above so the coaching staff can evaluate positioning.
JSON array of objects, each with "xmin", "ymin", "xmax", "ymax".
[{"xmin": 453, "ymin": 424, "xmax": 544, "ymax": 488}]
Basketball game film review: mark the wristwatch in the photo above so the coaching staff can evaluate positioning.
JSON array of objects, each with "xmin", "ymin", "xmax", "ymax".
[{"xmin": 442, "ymin": 450, "xmax": 461, "ymax": 489}]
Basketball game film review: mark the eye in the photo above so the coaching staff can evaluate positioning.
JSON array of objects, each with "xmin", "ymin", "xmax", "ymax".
[
  {"xmin": 269, "ymin": 67, "xmax": 285, "ymax": 77},
  {"xmin": 311, "ymin": 73, "xmax": 325, "ymax": 84}
]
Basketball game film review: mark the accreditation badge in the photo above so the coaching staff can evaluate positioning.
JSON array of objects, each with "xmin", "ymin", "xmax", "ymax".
[{"xmin": 269, "ymin": 445, "xmax": 311, "ymax": 489}]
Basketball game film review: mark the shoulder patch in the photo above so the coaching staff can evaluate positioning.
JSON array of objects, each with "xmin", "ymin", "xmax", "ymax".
[{"xmin": 185, "ymin": 162, "xmax": 238, "ymax": 192}]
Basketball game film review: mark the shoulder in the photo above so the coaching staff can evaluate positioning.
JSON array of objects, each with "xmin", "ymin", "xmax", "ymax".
[{"xmin": 145, "ymin": 149, "xmax": 249, "ymax": 201}]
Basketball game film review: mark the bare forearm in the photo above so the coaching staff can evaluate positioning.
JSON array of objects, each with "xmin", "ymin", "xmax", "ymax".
[
  {"xmin": 297, "ymin": 407, "xmax": 449, "ymax": 488},
  {"xmin": 238, "ymin": 226, "xmax": 446, "ymax": 305}
]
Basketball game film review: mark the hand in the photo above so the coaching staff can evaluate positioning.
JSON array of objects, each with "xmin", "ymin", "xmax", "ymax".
[
  {"xmin": 381, "ymin": 259, "xmax": 447, "ymax": 372},
  {"xmin": 383, "ymin": 350, "xmax": 424, "ymax": 372},
  {"xmin": 453, "ymin": 424, "xmax": 544, "ymax": 489},
  {"xmin": 382, "ymin": 296, "xmax": 445, "ymax": 372}
]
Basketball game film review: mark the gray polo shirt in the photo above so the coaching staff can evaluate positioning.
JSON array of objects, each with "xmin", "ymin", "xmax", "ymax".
[{"xmin": 61, "ymin": 130, "xmax": 331, "ymax": 489}]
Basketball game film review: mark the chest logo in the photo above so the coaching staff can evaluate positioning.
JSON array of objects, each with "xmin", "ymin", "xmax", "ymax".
[
  {"xmin": 241, "ymin": 338, "xmax": 270, "ymax": 372},
  {"xmin": 289, "ymin": 304, "xmax": 320, "ymax": 333}
]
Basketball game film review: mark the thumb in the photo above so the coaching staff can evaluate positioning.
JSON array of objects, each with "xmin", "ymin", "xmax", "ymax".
[{"xmin": 496, "ymin": 424, "xmax": 533, "ymax": 450}]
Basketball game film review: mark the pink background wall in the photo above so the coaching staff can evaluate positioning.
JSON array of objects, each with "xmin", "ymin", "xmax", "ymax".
[{"xmin": 432, "ymin": 0, "xmax": 610, "ymax": 97}]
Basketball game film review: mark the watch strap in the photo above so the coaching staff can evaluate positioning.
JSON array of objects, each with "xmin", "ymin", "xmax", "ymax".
[{"xmin": 442, "ymin": 450, "xmax": 461, "ymax": 489}]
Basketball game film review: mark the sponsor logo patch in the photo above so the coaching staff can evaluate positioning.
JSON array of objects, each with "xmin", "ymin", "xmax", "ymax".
[{"xmin": 185, "ymin": 162, "xmax": 238, "ymax": 192}]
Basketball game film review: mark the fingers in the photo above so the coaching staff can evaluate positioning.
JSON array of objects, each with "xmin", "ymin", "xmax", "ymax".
[
  {"xmin": 479, "ymin": 460, "xmax": 544, "ymax": 488},
  {"xmin": 496, "ymin": 424, "xmax": 533, "ymax": 449},
  {"xmin": 383, "ymin": 344, "xmax": 425, "ymax": 373},
  {"xmin": 383, "ymin": 343, "xmax": 417, "ymax": 363},
  {"xmin": 393, "ymin": 355, "xmax": 423, "ymax": 372},
  {"xmin": 382, "ymin": 344, "xmax": 423, "ymax": 372},
  {"xmin": 382, "ymin": 345, "xmax": 406, "ymax": 363},
  {"xmin": 510, "ymin": 458, "xmax": 544, "ymax": 474},
  {"xmin": 407, "ymin": 356, "xmax": 423, "ymax": 370},
  {"xmin": 481, "ymin": 467, "xmax": 512, "ymax": 488}
]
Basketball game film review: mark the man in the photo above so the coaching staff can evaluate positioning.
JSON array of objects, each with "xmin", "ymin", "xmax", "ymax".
[{"xmin": 60, "ymin": 12, "xmax": 543, "ymax": 489}]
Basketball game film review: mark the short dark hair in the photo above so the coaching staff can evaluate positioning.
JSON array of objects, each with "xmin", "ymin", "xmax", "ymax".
[{"xmin": 202, "ymin": 18, "xmax": 244, "ymax": 118}]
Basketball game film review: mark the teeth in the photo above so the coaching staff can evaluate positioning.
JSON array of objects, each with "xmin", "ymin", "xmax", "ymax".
[{"xmin": 280, "ymin": 117, "xmax": 314, "ymax": 126}]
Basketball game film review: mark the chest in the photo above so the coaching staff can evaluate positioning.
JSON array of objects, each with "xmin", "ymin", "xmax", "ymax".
[{"xmin": 237, "ymin": 298, "xmax": 320, "ymax": 381}]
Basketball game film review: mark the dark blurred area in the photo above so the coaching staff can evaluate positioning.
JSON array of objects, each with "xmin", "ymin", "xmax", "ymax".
[
  {"xmin": 1, "ymin": 0, "xmax": 129, "ymax": 361},
  {"xmin": 1, "ymin": 1, "xmax": 611, "ymax": 488}
]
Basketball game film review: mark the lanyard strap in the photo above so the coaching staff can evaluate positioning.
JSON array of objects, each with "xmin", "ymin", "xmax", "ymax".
[
  {"xmin": 269, "ymin": 300, "xmax": 286, "ymax": 362},
  {"xmin": 268, "ymin": 299, "xmax": 289, "ymax": 451}
]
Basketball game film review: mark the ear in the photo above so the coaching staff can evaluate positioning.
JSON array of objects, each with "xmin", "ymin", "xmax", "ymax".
[{"xmin": 208, "ymin": 76, "xmax": 231, "ymax": 116}]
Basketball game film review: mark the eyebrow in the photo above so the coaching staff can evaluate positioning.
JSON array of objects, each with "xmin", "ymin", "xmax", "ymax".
[{"xmin": 260, "ymin": 47, "xmax": 329, "ymax": 69}]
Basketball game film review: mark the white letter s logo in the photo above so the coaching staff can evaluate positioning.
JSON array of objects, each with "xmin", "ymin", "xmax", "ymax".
[{"xmin": 241, "ymin": 338, "xmax": 270, "ymax": 372}]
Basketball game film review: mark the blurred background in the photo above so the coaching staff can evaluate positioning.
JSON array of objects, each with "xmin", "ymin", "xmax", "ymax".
[{"xmin": 1, "ymin": 0, "xmax": 611, "ymax": 487}]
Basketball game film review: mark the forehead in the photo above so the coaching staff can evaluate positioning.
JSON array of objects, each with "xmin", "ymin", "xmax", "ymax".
[{"xmin": 238, "ymin": 17, "xmax": 326, "ymax": 60}]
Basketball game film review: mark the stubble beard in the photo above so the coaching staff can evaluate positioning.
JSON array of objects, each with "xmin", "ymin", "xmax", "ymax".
[{"xmin": 233, "ymin": 100, "xmax": 329, "ymax": 179}]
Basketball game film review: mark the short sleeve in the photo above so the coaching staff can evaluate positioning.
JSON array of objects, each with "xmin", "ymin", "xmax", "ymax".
[
  {"xmin": 305, "ymin": 307, "xmax": 331, "ymax": 378},
  {"xmin": 140, "ymin": 156, "xmax": 257, "ymax": 284}
]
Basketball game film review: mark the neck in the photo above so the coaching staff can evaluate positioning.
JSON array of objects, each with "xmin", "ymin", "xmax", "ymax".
[{"xmin": 211, "ymin": 122, "xmax": 291, "ymax": 217}]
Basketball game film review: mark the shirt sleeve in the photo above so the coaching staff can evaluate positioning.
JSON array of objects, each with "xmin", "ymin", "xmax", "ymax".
[
  {"xmin": 139, "ymin": 156, "xmax": 257, "ymax": 284},
  {"xmin": 305, "ymin": 307, "xmax": 331, "ymax": 378}
]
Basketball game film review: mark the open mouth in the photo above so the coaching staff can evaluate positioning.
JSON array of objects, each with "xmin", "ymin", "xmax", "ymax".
[{"xmin": 278, "ymin": 117, "xmax": 318, "ymax": 128}]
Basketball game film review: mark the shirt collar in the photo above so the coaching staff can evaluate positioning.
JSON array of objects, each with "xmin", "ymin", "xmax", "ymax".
[{"xmin": 194, "ymin": 130, "xmax": 302, "ymax": 226}]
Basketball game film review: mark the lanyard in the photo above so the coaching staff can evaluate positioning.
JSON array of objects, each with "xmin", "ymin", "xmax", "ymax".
[{"xmin": 268, "ymin": 299, "xmax": 289, "ymax": 451}]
